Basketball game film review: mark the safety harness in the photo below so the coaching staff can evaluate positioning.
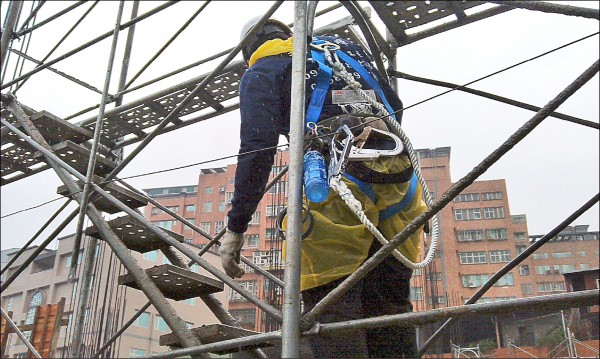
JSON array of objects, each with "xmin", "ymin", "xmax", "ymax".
[
  {"xmin": 307, "ymin": 40, "xmax": 419, "ymax": 227},
  {"xmin": 300, "ymin": 37, "xmax": 438, "ymax": 269}
]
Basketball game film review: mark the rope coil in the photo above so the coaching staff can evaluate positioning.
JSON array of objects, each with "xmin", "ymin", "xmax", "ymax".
[{"xmin": 322, "ymin": 45, "xmax": 438, "ymax": 269}]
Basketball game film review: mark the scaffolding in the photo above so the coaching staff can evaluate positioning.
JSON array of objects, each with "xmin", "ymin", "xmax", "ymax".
[{"xmin": 1, "ymin": 1, "xmax": 598, "ymax": 358}]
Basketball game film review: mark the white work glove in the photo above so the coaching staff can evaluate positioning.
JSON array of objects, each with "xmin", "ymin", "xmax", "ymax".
[{"xmin": 220, "ymin": 229, "xmax": 245, "ymax": 278}]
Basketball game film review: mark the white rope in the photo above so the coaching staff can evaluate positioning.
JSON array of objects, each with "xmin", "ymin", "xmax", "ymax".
[{"xmin": 322, "ymin": 46, "xmax": 438, "ymax": 269}]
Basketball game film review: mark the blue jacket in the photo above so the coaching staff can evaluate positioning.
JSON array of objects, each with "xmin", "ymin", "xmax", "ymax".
[{"xmin": 227, "ymin": 35, "xmax": 404, "ymax": 233}]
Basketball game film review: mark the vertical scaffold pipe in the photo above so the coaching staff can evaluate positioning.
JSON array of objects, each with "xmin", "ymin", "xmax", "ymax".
[
  {"xmin": 282, "ymin": 1, "xmax": 308, "ymax": 358},
  {"xmin": 70, "ymin": 2, "xmax": 125, "ymax": 357},
  {"xmin": 0, "ymin": 1, "xmax": 23, "ymax": 72}
]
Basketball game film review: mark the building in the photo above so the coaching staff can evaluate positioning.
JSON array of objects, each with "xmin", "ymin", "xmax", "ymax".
[
  {"xmin": 1, "ymin": 234, "xmax": 227, "ymax": 358},
  {"xmin": 140, "ymin": 146, "xmax": 599, "ymax": 347}
]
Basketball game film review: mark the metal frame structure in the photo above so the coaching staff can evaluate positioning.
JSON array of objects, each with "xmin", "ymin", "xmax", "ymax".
[{"xmin": 1, "ymin": 1, "xmax": 598, "ymax": 358}]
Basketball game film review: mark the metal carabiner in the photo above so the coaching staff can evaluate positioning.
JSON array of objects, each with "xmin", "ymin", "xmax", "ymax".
[
  {"xmin": 310, "ymin": 40, "xmax": 340, "ymax": 52},
  {"xmin": 328, "ymin": 124, "xmax": 354, "ymax": 181}
]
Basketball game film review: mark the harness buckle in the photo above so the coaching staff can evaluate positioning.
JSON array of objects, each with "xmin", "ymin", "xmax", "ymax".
[{"xmin": 310, "ymin": 40, "xmax": 340, "ymax": 52}]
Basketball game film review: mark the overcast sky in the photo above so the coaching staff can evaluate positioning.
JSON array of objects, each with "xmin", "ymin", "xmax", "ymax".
[{"xmin": 1, "ymin": 1, "xmax": 598, "ymax": 252}]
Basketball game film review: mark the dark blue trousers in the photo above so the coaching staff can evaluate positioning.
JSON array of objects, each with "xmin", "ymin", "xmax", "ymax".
[{"xmin": 301, "ymin": 241, "xmax": 418, "ymax": 358}]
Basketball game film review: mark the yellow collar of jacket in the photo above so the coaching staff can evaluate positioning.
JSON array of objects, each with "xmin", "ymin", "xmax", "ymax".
[{"xmin": 248, "ymin": 37, "xmax": 294, "ymax": 67}]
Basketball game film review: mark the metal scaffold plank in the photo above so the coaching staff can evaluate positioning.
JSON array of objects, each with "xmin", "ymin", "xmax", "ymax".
[{"xmin": 118, "ymin": 264, "xmax": 224, "ymax": 300}]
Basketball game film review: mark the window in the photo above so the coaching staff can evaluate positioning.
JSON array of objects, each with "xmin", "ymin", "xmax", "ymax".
[
  {"xmin": 516, "ymin": 245, "xmax": 527, "ymax": 255},
  {"xmin": 535, "ymin": 265, "xmax": 552, "ymax": 275},
  {"xmin": 268, "ymin": 181, "xmax": 287, "ymax": 195},
  {"xmin": 165, "ymin": 205, "xmax": 179, "ymax": 213},
  {"xmin": 229, "ymin": 309, "xmax": 256, "ymax": 326},
  {"xmin": 230, "ymin": 280, "xmax": 258, "ymax": 301},
  {"xmin": 183, "ymin": 298, "xmax": 196, "ymax": 305},
  {"xmin": 459, "ymin": 251, "xmax": 487, "ymax": 264},
  {"xmin": 580, "ymin": 263, "xmax": 590, "ymax": 270},
  {"xmin": 205, "ymin": 187, "xmax": 214, "ymax": 194},
  {"xmin": 133, "ymin": 311, "xmax": 150, "ymax": 328},
  {"xmin": 537, "ymin": 281, "xmax": 566, "ymax": 292},
  {"xmin": 426, "ymin": 272, "xmax": 443, "ymax": 281},
  {"xmin": 532, "ymin": 253, "xmax": 548, "ymax": 260},
  {"xmin": 512, "ymin": 214, "xmax": 527, "ymax": 224},
  {"xmin": 200, "ymin": 222, "xmax": 211, "ymax": 233},
  {"xmin": 494, "ymin": 273, "xmax": 514, "ymax": 286},
  {"xmin": 410, "ymin": 287, "xmax": 423, "ymax": 301},
  {"xmin": 151, "ymin": 207, "xmax": 162, "ymax": 215},
  {"xmin": 558, "ymin": 264, "xmax": 574, "ymax": 273},
  {"xmin": 461, "ymin": 274, "xmax": 490, "ymax": 288},
  {"xmin": 246, "ymin": 234, "xmax": 260, "ymax": 248},
  {"xmin": 185, "ymin": 204, "xmax": 196, "ymax": 213},
  {"xmin": 185, "ymin": 218, "xmax": 195, "ymax": 226},
  {"xmin": 454, "ymin": 208, "xmax": 481, "ymax": 221},
  {"xmin": 519, "ymin": 265, "xmax": 530, "ymax": 276},
  {"xmin": 4, "ymin": 297, "xmax": 12, "ymax": 312},
  {"xmin": 521, "ymin": 283, "xmax": 533, "ymax": 295},
  {"xmin": 215, "ymin": 221, "xmax": 225, "ymax": 234},
  {"xmin": 454, "ymin": 193, "xmax": 479, "ymax": 202},
  {"xmin": 155, "ymin": 220, "xmax": 176, "ymax": 230},
  {"xmin": 578, "ymin": 251, "xmax": 586, "ymax": 257},
  {"xmin": 428, "ymin": 296, "xmax": 446, "ymax": 305},
  {"xmin": 155, "ymin": 316, "xmax": 169, "ymax": 331},
  {"xmin": 129, "ymin": 348, "xmax": 146, "ymax": 358},
  {"xmin": 266, "ymin": 228, "xmax": 276, "ymax": 239},
  {"xmin": 489, "ymin": 250, "xmax": 511, "ymax": 263},
  {"xmin": 487, "ymin": 228, "xmax": 508, "ymax": 240},
  {"xmin": 218, "ymin": 201, "xmax": 226, "ymax": 212},
  {"xmin": 249, "ymin": 211, "xmax": 261, "ymax": 224},
  {"xmin": 495, "ymin": 296, "xmax": 516, "ymax": 301},
  {"xmin": 551, "ymin": 251, "xmax": 572, "ymax": 259},
  {"xmin": 266, "ymin": 205, "xmax": 285, "ymax": 217},
  {"xmin": 514, "ymin": 232, "xmax": 527, "ymax": 242},
  {"xmin": 484, "ymin": 207, "xmax": 505, "ymax": 219},
  {"xmin": 143, "ymin": 250, "xmax": 158, "ymax": 262},
  {"xmin": 225, "ymin": 192, "xmax": 234, "ymax": 204},
  {"xmin": 65, "ymin": 252, "xmax": 83, "ymax": 267},
  {"xmin": 456, "ymin": 230, "xmax": 483, "ymax": 242},
  {"xmin": 202, "ymin": 202, "xmax": 213, "ymax": 213},
  {"xmin": 482, "ymin": 192, "xmax": 502, "ymax": 200}
]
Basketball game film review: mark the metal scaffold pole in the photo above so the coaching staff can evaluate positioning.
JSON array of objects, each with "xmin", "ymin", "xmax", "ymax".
[
  {"xmin": 0, "ymin": 0, "xmax": 23, "ymax": 72},
  {"xmin": 281, "ymin": 1, "xmax": 308, "ymax": 357},
  {"xmin": 70, "ymin": 2, "xmax": 125, "ymax": 356}
]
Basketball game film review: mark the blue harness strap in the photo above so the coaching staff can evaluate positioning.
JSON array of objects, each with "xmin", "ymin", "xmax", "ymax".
[
  {"xmin": 344, "ymin": 172, "xmax": 419, "ymax": 223},
  {"xmin": 378, "ymin": 173, "xmax": 418, "ymax": 222},
  {"xmin": 306, "ymin": 48, "xmax": 332, "ymax": 130}
]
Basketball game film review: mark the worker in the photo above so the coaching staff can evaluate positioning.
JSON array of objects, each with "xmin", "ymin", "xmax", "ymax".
[{"xmin": 220, "ymin": 16, "xmax": 427, "ymax": 358}]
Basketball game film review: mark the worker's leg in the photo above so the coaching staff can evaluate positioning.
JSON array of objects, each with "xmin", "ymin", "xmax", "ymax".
[
  {"xmin": 301, "ymin": 276, "xmax": 369, "ymax": 358},
  {"xmin": 363, "ymin": 240, "xmax": 418, "ymax": 358}
]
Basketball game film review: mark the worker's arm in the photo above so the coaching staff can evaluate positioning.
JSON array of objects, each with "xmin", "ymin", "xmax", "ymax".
[{"xmin": 226, "ymin": 59, "xmax": 289, "ymax": 234}]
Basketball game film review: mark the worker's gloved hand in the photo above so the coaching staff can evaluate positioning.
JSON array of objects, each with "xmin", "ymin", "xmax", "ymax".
[{"xmin": 220, "ymin": 229, "xmax": 245, "ymax": 278}]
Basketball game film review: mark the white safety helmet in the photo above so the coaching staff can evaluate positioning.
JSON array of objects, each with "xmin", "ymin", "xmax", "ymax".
[{"xmin": 240, "ymin": 16, "xmax": 292, "ymax": 64}]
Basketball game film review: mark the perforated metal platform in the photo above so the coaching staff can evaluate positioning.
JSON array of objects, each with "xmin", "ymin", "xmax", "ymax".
[
  {"xmin": 31, "ymin": 140, "xmax": 117, "ymax": 177},
  {"xmin": 57, "ymin": 176, "xmax": 148, "ymax": 214},
  {"xmin": 84, "ymin": 215, "xmax": 183, "ymax": 253},
  {"xmin": 118, "ymin": 264, "xmax": 224, "ymax": 300},
  {"xmin": 159, "ymin": 324, "xmax": 274, "ymax": 354},
  {"xmin": 369, "ymin": 1, "xmax": 505, "ymax": 47}
]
